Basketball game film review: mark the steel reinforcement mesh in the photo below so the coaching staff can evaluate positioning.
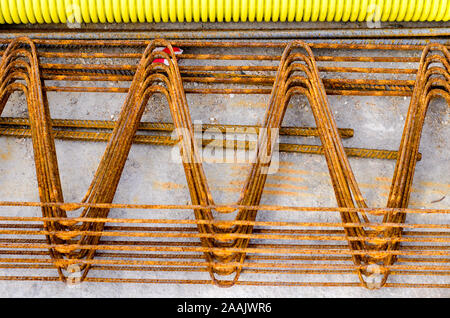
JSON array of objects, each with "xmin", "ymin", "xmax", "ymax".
[{"xmin": 0, "ymin": 37, "xmax": 448, "ymax": 289}]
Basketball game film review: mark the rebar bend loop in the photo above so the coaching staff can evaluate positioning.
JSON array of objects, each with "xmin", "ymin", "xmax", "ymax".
[
  {"xmin": 53, "ymin": 39, "xmax": 208, "ymax": 281},
  {"xmin": 372, "ymin": 43, "xmax": 450, "ymax": 287},
  {"xmin": 0, "ymin": 37, "xmax": 69, "ymax": 279}
]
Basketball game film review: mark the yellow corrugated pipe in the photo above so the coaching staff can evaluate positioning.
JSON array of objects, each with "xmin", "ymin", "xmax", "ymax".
[{"xmin": 1, "ymin": 0, "xmax": 449, "ymax": 23}]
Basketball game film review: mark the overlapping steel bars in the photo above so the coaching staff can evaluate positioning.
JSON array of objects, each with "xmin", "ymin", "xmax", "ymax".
[{"xmin": 0, "ymin": 37, "xmax": 447, "ymax": 289}]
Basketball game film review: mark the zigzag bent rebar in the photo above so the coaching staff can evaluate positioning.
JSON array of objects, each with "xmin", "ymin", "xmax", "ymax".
[
  {"xmin": 0, "ymin": 37, "xmax": 68, "ymax": 280},
  {"xmin": 0, "ymin": 38, "xmax": 448, "ymax": 289}
]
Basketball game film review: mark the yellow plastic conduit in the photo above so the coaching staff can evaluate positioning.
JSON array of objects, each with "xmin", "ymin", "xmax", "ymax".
[{"xmin": 1, "ymin": 0, "xmax": 449, "ymax": 23}]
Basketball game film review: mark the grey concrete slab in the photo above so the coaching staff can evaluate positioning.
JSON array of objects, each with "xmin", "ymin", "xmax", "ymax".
[{"xmin": 0, "ymin": 35, "xmax": 448, "ymax": 298}]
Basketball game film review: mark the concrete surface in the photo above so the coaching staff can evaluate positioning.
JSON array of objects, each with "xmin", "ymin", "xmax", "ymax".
[{"xmin": 0, "ymin": 33, "xmax": 448, "ymax": 298}]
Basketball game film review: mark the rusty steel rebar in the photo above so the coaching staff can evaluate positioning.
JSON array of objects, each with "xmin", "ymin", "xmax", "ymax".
[
  {"xmin": 0, "ymin": 37, "xmax": 447, "ymax": 290},
  {"xmin": 0, "ymin": 39, "xmax": 434, "ymax": 96}
]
